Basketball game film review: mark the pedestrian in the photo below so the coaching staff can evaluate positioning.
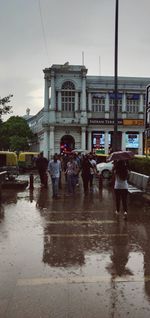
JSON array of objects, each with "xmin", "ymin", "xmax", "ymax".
[
  {"xmin": 62, "ymin": 154, "xmax": 69, "ymax": 182},
  {"xmin": 113, "ymin": 160, "xmax": 129, "ymax": 219},
  {"xmin": 88, "ymin": 153, "xmax": 97, "ymax": 190},
  {"xmin": 36, "ymin": 152, "xmax": 48, "ymax": 188},
  {"xmin": 57, "ymin": 153, "xmax": 63, "ymax": 189},
  {"xmin": 80, "ymin": 155, "xmax": 93, "ymax": 194},
  {"xmin": 48, "ymin": 153, "xmax": 61, "ymax": 198},
  {"xmin": 66, "ymin": 155, "xmax": 79, "ymax": 194},
  {"xmin": 72, "ymin": 152, "xmax": 81, "ymax": 186}
]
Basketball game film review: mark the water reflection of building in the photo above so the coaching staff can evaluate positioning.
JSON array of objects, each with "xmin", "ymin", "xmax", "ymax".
[
  {"xmin": 26, "ymin": 63, "xmax": 150, "ymax": 157},
  {"xmin": 36, "ymin": 187, "xmax": 84, "ymax": 267},
  {"xmin": 43, "ymin": 233, "xmax": 85, "ymax": 267},
  {"xmin": 35, "ymin": 185, "xmax": 114, "ymax": 268}
]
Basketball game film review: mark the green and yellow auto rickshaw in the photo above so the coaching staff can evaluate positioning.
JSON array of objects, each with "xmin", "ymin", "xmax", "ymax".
[
  {"xmin": 0, "ymin": 151, "xmax": 19, "ymax": 179},
  {"xmin": 18, "ymin": 152, "xmax": 39, "ymax": 171}
]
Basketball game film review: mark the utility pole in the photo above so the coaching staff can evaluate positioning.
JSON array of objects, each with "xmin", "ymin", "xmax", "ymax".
[
  {"xmin": 145, "ymin": 85, "xmax": 150, "ymax": 156},
  {"xmin": 113, "ymin": 0, "xmax": 119, "ymax": 152}
]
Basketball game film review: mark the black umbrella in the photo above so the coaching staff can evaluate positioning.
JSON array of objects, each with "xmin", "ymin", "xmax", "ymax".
[{"xmin": 107, "ymin": 150, "xmax": 134, "ymax": 162}]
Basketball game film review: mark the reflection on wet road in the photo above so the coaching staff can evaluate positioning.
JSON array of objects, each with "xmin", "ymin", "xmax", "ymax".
[{"xmin": 0, "ymin": 173, "xmax": 150, "ymax": 317}]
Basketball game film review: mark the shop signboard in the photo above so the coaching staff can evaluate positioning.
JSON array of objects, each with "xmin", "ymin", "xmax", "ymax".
[
  {"xmin": 123, "ymin": 119, "xmax": 144, "ymax": 126},
  {"xmin": 88, "ymin": 118, "xmax": 123, "ymax": 125},
  {"xmin": 95, "ymin": 149, "xmax": 105, "ymax": 155}
]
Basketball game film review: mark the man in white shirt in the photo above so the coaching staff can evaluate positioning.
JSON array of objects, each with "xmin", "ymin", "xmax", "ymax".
[{"xmin": 48, "ymin": 153, "xmax": 61, "ymax": 198}]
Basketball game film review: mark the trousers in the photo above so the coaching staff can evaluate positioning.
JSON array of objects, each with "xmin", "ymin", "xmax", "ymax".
[{"xmin": 114, "ymin": 189, "xmax": 128, "ymax": 212}]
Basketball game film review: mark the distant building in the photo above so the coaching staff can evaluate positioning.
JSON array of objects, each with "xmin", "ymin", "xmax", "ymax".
[
  {"xmin": 26, "ymin": 63, "xmax": 150, "ymax": 158},
  {"xmin": 23, "ymin": 108, "xmax": 33, "ymax": 120}
]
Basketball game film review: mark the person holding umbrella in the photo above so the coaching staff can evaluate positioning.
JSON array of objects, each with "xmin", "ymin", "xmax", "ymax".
[{"xmin": 113, "ymin": 160, "xmax": 129, "ymax": 219}]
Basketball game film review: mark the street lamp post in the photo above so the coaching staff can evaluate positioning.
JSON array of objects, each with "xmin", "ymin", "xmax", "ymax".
[
  {"xmin": 113, "ymin": 0, "xmax": 119, "ymax": 152},
  {"xmin": 145, "ymin": 85, "xmax": 150, "ymax": 156}
]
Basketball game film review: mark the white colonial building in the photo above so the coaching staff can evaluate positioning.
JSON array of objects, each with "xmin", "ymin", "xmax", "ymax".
[{"xmin": 27, "ymin": 63, "xmax": 150, "ymax": 158}]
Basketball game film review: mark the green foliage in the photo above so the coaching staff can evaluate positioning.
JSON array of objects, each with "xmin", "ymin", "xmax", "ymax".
[
  {"xmin": 0, "ymin": 116, "xmax": 34, "ymax": 151},
  {"xmin": 129, "ymin": 157, "xmax": 150, "ymax": 175},
  {"xmin": 3, "ymin": 116, "xmax": 33, "ymax": 138},
  {"xmin": 0, "ymin": 94, "xmax": 13, "ymax": 116},
  {"xmin": 9, "ymin": 136, "xmax": 30, "ymax": 151}
]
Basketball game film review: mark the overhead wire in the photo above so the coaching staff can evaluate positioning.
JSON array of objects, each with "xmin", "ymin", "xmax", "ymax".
[{"xmin": 38, "ymin": 0, "xmax": 49, "ymax": 65}]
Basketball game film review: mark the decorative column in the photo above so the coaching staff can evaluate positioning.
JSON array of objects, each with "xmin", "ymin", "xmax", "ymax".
[
  {"xmin": 49, "ymin": 126, "xmax": 55, "ymax": 158},
  {"xmin": 58, "ymin": 91, "xmax": 61, "ymax": 111},
  {"xmin": 49, "ymin": 71, "xmax": 56, "ymax": 123},
  {"xmin": 122, "ymin": 93, "xmax": 127, "ymax": 119},
  {"xmin": 80, "ymin": 72, "xmax": 87, "ymax": 124},
  {"xmin": 104, "ymin": 131, "xmax": 109, "ymax": 154},
  {"xmin": 121, "ymin": 131, "xmax": 126, "ymax": 151},
  {"xmin": 43, "ymin": 128, "xmax": 49, "ymax": 158},
  {"xmin": 139, "ymin": 94, "xmax": 144, "ymax": 119},
  {"xmin": 105, "ymin": 93, "xmax": 109, "ymax": 119},
  {"xmin": 75, "ymin": 91, "xmax": 79, "ymax": 112},
  {"xmin": 43, "ymin": 75, "xmax": 49, "ymax": 125},
  {"xmin": 88, "ymin": 92, "xmax": 92, "ymax": 112},
  {"xmin": 87, "ymin": 130, "xmax": 92, "ymax": 151},
  {"xmin": 50, "ymin": 71, "xmax": 55, "ymax": 109},
  {"xmin": 81, "ymin": 127, "xmax": 86, "ymax": 150},
  {"xmin": 138, "ymin": 131, "xmax": 143, "ymax": 155},
  {"xmin": 81, "ymin": 74, "xmax": 86, "ymax": 110}
]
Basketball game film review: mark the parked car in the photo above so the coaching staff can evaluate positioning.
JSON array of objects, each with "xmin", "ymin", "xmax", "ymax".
[
  {"xmin": 96, "ymin": 161, "xmax": 113, "ymax": 179},
  {"xmin": 95, "ymin": 154, "xmax": 108, "ymax": 164}
]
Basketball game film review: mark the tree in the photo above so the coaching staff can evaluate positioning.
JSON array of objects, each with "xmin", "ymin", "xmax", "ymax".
[
  {"xmin": 0, "ymin": 116, "xmax": 34, "ymax": 151},
  {"xmin": 0, "ymin": 94, "xmax": 13, "ymax": 117},
  {"xmin": 9, "ymin": 136, "xmax": 31, "ymax": 152}
]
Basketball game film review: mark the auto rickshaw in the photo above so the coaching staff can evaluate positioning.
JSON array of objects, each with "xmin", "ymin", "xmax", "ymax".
[
  {"xmin": 18, "ymin": 152, "xmax": 39, "ymax": 171},
  {"xmin": 0, "ymin": 151, "xmax": 19, "ymax": 179}
]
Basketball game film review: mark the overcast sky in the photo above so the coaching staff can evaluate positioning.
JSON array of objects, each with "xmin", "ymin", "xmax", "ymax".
[{"xmin": 1, "ymin": 0, "xmax": 150, "ymax": 120}]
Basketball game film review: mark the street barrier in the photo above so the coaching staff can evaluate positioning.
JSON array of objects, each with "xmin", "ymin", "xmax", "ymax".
[{"xmin": 128, "ymin": 171, "xmax": 150, "ymax": 194}]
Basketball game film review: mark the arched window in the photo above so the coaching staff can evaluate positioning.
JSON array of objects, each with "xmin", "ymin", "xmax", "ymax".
[{"xmin": 61, "ymin": 81, "xmax": 75, "ymax": 112}]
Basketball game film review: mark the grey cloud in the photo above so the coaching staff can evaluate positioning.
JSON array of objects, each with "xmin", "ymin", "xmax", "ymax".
[{"xmin": 1, "ymin": 0, "xmax": 150, "ymax": 119}]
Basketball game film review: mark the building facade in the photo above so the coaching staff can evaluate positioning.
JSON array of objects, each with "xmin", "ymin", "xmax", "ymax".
[{"xmin": 27, "ymin": 63, "xmax": 150, "ymax": 158}]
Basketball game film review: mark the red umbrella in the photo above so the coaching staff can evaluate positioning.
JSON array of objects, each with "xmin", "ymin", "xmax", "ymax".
[{"xmin": 106, "ymin": 150, "xmax": 134, "ymax": 162}]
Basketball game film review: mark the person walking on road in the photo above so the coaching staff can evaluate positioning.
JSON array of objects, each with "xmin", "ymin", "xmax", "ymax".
[
  {"xmin": 36, "ymin": 152, "xmax": 48, "ymax": 188},
  {"xmin": 66, "ymin": 155, "xmax": 79, "ymax": 194},
  {"xmin": 89, "ymin": 153, "xmax": 97, "ymax": 191},
  {"xmin": 113, "ymin": 160, "xmax": 129, "ymax": 219},
  {"xmin": 48, "ymin": 153, "xmax": 61, "ymax": 198},
  {"xmin": 80, "ymin": 155, "xmax": 93, "ymax": 195}
]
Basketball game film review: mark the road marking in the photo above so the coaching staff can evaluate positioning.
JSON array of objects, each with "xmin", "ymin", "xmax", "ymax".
[
  {"xmin": 47, "ymin": 220, "xmax": 116, "ymax": 225},
  {"xmin": 17, "ymin": 275, "xmax": 149, "ymax": 286},
  {"xmin": 48, "ymin": 211, "xmax": 108, "ymax": 214},
  {"xmin": 49, "ymin": 234, "xmax": 128, "ymax": 238}
]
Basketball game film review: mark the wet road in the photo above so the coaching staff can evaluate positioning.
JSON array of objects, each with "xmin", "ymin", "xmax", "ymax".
[{"xmin": 0, "ymin": 173, "xmax": 150, "ymax": 318}]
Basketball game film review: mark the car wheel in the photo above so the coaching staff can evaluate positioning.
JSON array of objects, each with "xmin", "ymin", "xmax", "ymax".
[{"xmin": 102, "ymin": 169, "xmax": 111, "ymax": 179}]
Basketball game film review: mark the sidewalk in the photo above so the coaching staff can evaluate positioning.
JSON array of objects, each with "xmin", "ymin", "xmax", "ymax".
[
  {"xmin": 0, "ymin": 173, "xmax": 150, "ymax": 317},
  {"xmin": 143, "ymin": 192, "xmax": 150, "ymax": 202}
]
